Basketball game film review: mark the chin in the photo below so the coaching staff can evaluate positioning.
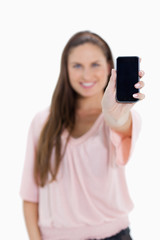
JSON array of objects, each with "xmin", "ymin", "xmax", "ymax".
[{"xmin": 80, "ymin": 91, "xmax": 103, "ymax": 99}]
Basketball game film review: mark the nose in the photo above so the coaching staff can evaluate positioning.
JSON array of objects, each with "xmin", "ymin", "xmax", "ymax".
[{"xmin": 83, "ymin": 68, "xmax": 93, "ymax": 81}]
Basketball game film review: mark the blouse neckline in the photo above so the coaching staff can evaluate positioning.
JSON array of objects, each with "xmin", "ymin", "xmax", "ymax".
[{"xmin": 62, "ymin": 112, "xmax": 104, "ymax": 145}]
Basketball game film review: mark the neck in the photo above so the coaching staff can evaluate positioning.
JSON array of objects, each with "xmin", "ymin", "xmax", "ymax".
[{"xmin": 76, "ymin": 93, "xmax": 103, "ymax": 113}]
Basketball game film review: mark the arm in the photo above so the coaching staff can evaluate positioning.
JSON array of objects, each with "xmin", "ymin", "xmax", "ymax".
[{"xmin": 23, "ymin": 201, "xmax": 41, "ymax": 240}]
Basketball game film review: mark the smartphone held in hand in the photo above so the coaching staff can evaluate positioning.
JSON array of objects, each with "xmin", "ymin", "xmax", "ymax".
[{"xmin": 116, "ymin": 56, "xmax": 139, "ymax": 103}]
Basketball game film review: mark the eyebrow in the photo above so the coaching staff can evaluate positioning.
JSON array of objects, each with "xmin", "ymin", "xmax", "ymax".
[
  {"xmin": 70, "ymin": 62, "xmax": 82, "ymax": 65},
  {"xmin": 69, "ymin": 60, "xmax": 102, "ymax": 65}
]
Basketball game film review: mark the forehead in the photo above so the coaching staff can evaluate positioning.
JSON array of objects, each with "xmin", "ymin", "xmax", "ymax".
[{"xmin": 68, "ymin": 43, "xmax": 106, "ymax": 62}]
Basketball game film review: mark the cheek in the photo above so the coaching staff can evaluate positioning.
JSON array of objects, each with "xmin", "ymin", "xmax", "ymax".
[
  {"xmin": 68, "ymin": 69, "xmax": 81, "ymax": 89},
  {"xmin": 68, "ymin": 68, "xmax": 81, "ymax": 81},
  {"xmin": 97, "ymin": 69, "xmax": 108, "ymax": 86}
]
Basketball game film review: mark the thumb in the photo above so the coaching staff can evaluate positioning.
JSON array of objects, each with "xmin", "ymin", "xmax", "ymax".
[{"xmin": 107, "ymin": 69, "xmax": 116, "ymax": 93}]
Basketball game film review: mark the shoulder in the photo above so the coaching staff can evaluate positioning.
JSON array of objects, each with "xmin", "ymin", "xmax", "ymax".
[
  {"xmin": 32, "ymin": 107, "xmax": 50, "ymax": 125},
  {"xmin": 29, "ymin": 107, "xmax": 50, "ymax": 142}
]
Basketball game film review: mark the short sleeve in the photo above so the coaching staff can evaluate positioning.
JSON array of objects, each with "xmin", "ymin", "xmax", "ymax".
[
  {"xmin": 19, "ymin": 116, "xmax": 39, "ymax": 202},
  {"xmin": 19, "ymin": 109, "xmax": 49, "ymax": 202},
  {"xmin": 110, "ymin": 109, "xmax": 141, "ymax": 166}
]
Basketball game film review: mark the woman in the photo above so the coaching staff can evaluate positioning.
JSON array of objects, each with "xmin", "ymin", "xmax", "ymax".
[{"xmin": 20, "ymin": 31, "xmax": 145, "ymax": 240}]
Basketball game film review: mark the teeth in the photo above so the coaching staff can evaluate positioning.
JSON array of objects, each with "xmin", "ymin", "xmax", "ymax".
[{"xmin": 81, "ymin": 82, "xmax": 94, "ymax": 87}]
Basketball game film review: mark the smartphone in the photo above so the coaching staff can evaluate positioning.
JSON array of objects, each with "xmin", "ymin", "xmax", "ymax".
[{"xmin": 116, "ymin": 56, "xmax": 139, "ymax": 103}]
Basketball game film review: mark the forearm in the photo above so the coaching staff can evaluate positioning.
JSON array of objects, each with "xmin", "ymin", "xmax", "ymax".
[
  {"xmin": 23, "ymin": 201, "xmax": 41, "ymax": 240},
  {"xmin": 115, "ymin": 112, "xmax": 132, "ymax": 137},
  {"xmin": 103, "ymin": 110, "xmax": 132, "ymax": 138}
]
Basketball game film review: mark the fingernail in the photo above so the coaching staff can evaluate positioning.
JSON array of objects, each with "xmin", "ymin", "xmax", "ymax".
[
  {"xmin": 135, "ymin": 83, "xmax": 140, "ymax": 88},
  {"xmin": 133, "ymin": 93, "xmax": 138, "ymax": 98}
]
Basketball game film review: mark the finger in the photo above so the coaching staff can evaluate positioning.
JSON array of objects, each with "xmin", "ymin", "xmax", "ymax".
[
  {"xmin": 134, "ymin": 80, "xmax": 145, "ymax": 89},
  {"xmin": 139, "ymin": 70, "xmax": 145, "ymax": 78},
  {"xmin": 111, "ymin": 69, "xmax": 116, "ymax": 85},
  {"xmin": 133, "ymin": 92, "xmax": 145, "ymax": 100}
]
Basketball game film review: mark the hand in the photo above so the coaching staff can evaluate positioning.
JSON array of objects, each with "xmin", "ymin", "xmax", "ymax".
[{"xmin": 101, "ymin": 68, "xmax": 145, "ymax": 131}]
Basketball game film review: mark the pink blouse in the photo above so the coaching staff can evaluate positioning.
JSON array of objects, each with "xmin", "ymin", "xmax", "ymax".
[{"xmin": 20, "ymin": 108, "xmax": 141, "ymax": 240}]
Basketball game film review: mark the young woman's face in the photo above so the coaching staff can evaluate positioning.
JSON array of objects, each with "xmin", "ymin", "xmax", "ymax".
[{"xmin": 67, "ymin": 43, "xmax": 110, "ymax": 99}]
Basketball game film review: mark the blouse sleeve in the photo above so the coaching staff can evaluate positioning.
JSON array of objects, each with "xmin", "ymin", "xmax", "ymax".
[
  {"xmin": 19, "ymin": 108, "xmax": 49, "ymax": 202},
  {"xmin": 109, "ymin": 109, "xmax": 141, "ymax": 166},
  {"xmin": 19, "ymin": 115, "xmax": 40, "ymax": 202}
]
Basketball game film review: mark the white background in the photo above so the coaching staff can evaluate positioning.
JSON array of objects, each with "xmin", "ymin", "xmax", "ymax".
[{"xmin": 0, "ymin": 0, "xmax": 159, "ymax": 239}]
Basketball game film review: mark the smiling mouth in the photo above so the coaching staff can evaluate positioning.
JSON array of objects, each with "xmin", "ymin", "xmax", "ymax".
[{"xmin": 80, "ymin": 82, "xmax": 96, "ymax": 88}]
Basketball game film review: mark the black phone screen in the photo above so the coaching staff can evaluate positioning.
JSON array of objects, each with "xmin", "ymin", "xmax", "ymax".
[{"xmin": 116, "ymin": 56, "xmax": 139, "ymax": 102}]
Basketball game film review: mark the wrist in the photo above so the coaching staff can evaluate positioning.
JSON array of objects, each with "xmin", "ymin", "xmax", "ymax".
[
  {"xmin": 103, "ymin": 110, "xmax": 129, "ymax": 127},
  {"xmin": 103, "ymin": 110, "xmax": 132, "ymax": 136}
]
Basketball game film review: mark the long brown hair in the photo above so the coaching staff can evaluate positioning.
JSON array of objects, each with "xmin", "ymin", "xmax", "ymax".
[{"xmin": 34, "ymin": 31, "xmax": 114, "ymax": 186}]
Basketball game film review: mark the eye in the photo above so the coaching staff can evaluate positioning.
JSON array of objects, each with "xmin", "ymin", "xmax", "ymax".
[
  {"xmin": 73, "ymin": 63, "xmax": 82, "ymax": 69},
  {"xmin": 92, "ymin": 63, "xmax": 100, "ymax": 67}
]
